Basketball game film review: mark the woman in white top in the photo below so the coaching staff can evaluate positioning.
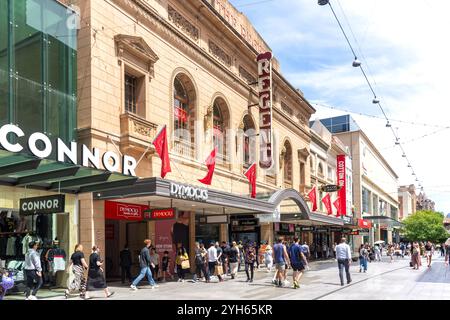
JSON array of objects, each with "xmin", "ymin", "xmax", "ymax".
[{"xmin": 264, "ymin": 245, "xmax": 273, "ymax": 272}]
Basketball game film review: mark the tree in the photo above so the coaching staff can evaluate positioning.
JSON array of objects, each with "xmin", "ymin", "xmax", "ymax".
[{"xmin": 402, "ymin": 210, "xmax": 449, "ymax": 243}]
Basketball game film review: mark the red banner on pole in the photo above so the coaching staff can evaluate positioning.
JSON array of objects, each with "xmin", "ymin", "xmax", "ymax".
[
  {"xmin": 322, "ymin": 194, "xmax": 333, "ymax": 215},
  {"xmin": 333, "ymin": 197, "xmax": 341, "ymax": 217},
  {"xmin": 308, "ymin": 187, "xmax": 318, "ymax": 212},
  {"xmin": 152, "ymin": 125, "xmax": 172, "ymax": 179},
  {"xmin": 244, "ymin": 163, "xmax": 257, "ymax": 198},
  {"xmin": 336, "ymin": 155, "xmax": 347, "ymax": 216},
  {"xmin": 198, "ymin": 147, "xmax": 217, "ymax": 185}
]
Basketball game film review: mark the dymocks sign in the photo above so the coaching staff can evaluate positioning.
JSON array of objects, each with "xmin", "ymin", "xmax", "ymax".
[
  {"xmin": 0, "ymin": 124, "xmax": 138, "ymax": 176},
  {"xmin": 20, "ymin": 194, "xmax": 65, "ymax": 215},
  {"xmin": 104, "ymin": 201, "xmax": 148, "ymax": 221},
  {"xmin": 257, "ymin": 52, "xmax": 273, "ymax": 170},
  {"xmin": 170, "ymin": 182, "xmax": 208, "ymax": 202}
]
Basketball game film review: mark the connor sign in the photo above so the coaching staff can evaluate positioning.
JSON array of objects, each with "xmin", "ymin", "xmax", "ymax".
[
  {"xmin": 257, "ymin": 52, "xmax": 273, "ymax": 170},
  {"xmin": 0, "ymin": 124, "xmax": 137, "ymax": 176},
  {"xmin": 20, "ymin": 194, "xmax": 65, "ymax": 215}
]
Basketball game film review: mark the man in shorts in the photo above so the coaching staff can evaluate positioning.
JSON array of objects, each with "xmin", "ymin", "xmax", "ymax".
[
  {"xmin": 272, "ymin": 237, "xmax": 290, "ymax": 287},
  {"xmin": 289, "ymin": 237, "xmax": 306, "ymax": 289}
]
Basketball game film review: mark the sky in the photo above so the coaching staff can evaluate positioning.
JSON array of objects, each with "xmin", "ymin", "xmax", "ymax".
[{"xmin": 229, "ymin": 0, "xmax": 450, "ymax": 213}]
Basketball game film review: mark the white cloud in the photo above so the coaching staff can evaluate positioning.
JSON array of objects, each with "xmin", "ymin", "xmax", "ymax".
[{"xmin": 231, "ymin": 0, "xmax": 450, "ymax": 213}]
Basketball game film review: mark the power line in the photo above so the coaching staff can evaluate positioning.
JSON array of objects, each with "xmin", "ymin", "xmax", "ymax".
[{"xmin": 321, "ymin": 0, "xmax": 425, "ymax": 193}]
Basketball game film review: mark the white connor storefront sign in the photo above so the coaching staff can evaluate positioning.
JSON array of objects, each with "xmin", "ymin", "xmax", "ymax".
[{"xmin": 0, "ymin": 124, "xmax": 137, "ymax": 176}]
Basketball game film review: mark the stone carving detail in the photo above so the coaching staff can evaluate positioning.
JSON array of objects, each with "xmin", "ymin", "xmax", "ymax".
[
  {"xmin": 239, "ymin": 66, "xmax": 256, "ymax": 84},
  {"xmin": 168, "ymin": 5, "xmax": 199, "ymax": 42},
  {"xmin": 209, "ymin": 40, "xmax": 231, "ymax": 67},
  {"xmin": 133, "ymin": 121, "xmax": 154, "ymax": 138}
]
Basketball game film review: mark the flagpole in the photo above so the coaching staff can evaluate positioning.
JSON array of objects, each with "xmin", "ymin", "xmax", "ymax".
[{"xmin": 135, "ymin": 125, "xmax": 167, "ymax": 167}]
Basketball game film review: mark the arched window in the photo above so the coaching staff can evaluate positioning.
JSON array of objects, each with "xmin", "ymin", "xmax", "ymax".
[
  {"xmin": 283, "ymin": 141, "xmax": 292, "ymax": 185},
  {"xmin": 242, "ymin": 114, "xmax": 256, "ymax": 168},
  {"xmin": 173, "ymin": 74, "xmax": 196, "ymax": 157},
  {"xmin": 212, "ymin": 98, "xmax": 229, "ymax": 163}
]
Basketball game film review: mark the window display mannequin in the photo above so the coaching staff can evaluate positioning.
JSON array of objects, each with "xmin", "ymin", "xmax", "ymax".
[{"xmin": 45, "ymin": 239, "xmax": 66, "ymax": 288}]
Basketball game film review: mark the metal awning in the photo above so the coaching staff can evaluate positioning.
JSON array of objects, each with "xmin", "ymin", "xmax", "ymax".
[
  {"xmin": 279, "ymin": 212, "xmax": 344, "ymax": 226},
  {"xmin": 0, "ymin": 150, "xmax": 137, "ymax": 194},
  {"xmin": 363, "ymin": 216, "xmax": 403, "ymax": 227}
]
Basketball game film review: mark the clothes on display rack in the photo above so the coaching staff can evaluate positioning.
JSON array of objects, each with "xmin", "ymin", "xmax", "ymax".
[
  {"xmin": 36, "ymin": 214, "xmax": 50, "ymax": 240},
  {"xmin": 6, "ymin": 237, "xmax": 16, "ymax": 256},
  {"xmin": 22, "ymin": 234, "xmax": 42, "ymax": 255},
  {"xmin": 47, "ymin": 247, "xmax": 66, "ymax": 272}
]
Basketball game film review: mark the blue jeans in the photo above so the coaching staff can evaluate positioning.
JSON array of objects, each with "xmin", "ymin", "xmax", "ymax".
[
  {"xmin": 359, "ymin": 257, "xmax": 368, "ymax": 271},
  {"xmin": 132, "ymin": 267, "xmax": 156, "ymax": 287}
]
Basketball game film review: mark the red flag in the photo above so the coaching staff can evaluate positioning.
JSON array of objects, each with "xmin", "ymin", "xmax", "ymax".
[
  {"xmin": 308, "ymin": 187, "xmax": 318, "ymax": 211},
  {"xmin": 244, "ymin": 163, "xmax": 257, "ymax": 198},
  {"xmin": 198, "ymin": 147, "xmax": 217, "ymax": 185},
  {"xmin": 152, "ymin": 125, "xmax": 171, "ymax": 179},
  {"xmin": 322, "ymin": 194, "xmax": 333, "ymax": 215},
  {"xmin": 333, "ymin": 197, "xmax": 341, "ymax": 217}
]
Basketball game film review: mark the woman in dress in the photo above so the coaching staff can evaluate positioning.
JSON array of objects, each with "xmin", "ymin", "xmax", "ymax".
[
  {"xmin": 86, "ymin": 246, "xmax": 114, "ymax": 299},
  {"xmin": 65, "ymin": 244, "xmax": 89, "ymax": 299},
  {"xmin": 412, "ymin": 242, "xmax": 421, "ymax": 270}
]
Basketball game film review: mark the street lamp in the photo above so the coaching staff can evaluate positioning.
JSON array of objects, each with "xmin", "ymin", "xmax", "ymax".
[
  {"xmin": 386, "ymin": 122, "xmax": 392, "ymax": 128},
  {"xmin": 352, "ymin": 58, "xmax": 361, "ymax": 67},
  {"xmin": 318, "ymin": 0, "xmax": 329, "ymax": 5},
  {"xmin": 372, "ymin": 97, "xmax": 380, "ymax": 104}
]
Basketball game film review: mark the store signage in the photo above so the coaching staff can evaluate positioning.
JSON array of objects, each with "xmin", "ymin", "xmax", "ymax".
[
  {"xmin": 143, "ymin": 208, "xmax": 176, "ymax": 221},
  {"xmin": 358, "ymin": 219, "xmax": 372, "ymax": 229},
  {"xmin": 258, "ymin": 206, "xmax": 281, "ymax": 223},
  {"xmin": 104, "ymin": 201, "xmax": 148, "ymax": 221},
  {"xmin": 336, "ymin": 155, "xmax": 347, "ymax": 216},
  {"xmin": 199, "ymin": 215, "xmax": 229, "ymax": 225},
  {"xmin": 300, "ymin": 226, "xmax": 315, "ymax": 232},
  {"xmin": 0, "ymin": 124, "xmax": 137, "ymax": 176},
  {"xmin": 330, "ymin": 227, "xmax": 344, "ymax": 232},
  {"xmin": 349, "ymin": 230, "xmax": 359, "ymax": 235},
  {"xmin": 170, "ymin": 182, "xmax": 208, "ymax": 202},
  {"xmin": 315, "ymin": 228, "xmax": 329, "ymax": 233},
  {"xmin": 320, "ymin": 185, "xmax": 342, "ymax": 193},
  {"xmin": 342, "ymin": 216, "xmax": 354, "ymax": 225},
  {"xmin": 20, "ymin": 194, "xmax": 65, "ymax": 215},
  {"xmin": 257, "ymin": 52, "xmax": 273, "ymax": 170}
]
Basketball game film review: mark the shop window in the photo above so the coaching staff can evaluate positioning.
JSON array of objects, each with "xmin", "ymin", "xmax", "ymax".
[
  {"xmin": 318, "ymin": 163, "xmax": 324, "ymax": 178},
  {"xmin": 362, "ymin": 187, "xmax": 370, "ymax": 213}
]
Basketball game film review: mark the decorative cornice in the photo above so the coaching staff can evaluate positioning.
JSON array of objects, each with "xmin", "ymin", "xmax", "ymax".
[
  {"xmin": 208, "ymin": 40, "xmax": 231, "ymax": 67},
  {"xmin": 168, "ymin": 5, "xmax": 199, "ymax": 42}
]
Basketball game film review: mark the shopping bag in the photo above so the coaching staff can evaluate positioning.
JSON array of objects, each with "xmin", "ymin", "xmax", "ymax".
[
  {"xmin": 181, "ymin": 260, "xmax": 190, "ymax": 270},
  {"xmin": 214, "ymin": 264, "xmax": 223, "ymax": 276}
]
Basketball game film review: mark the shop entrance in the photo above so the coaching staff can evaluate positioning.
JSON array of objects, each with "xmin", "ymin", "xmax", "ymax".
[{"xmin": 104, "ymin": 220, "xmax": 147, "ymax": 280}]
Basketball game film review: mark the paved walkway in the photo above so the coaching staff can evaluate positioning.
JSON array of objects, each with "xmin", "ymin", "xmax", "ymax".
[{"xmin": 5, "ymin": 254, "xmax": 450, "ymax": 300}]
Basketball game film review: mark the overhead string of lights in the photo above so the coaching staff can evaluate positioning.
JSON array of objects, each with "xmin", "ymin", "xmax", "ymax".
[{"xmin": 318, "ymin": 0, "xmax": 424, "ymax": 192}]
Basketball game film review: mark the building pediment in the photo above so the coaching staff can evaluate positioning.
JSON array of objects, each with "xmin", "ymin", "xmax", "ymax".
[{"xmin": 114, "ymin": 34, "xmax": 159, "ymax": 76}]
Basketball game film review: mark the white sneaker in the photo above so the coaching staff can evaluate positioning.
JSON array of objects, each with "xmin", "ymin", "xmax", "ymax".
[
  {"xmin": 29, "ymin": 295, "xmax": 38, "ymax": 300},
  {"xmin": 130, "ymin": 285, "xmax": 138, "ymax": 291},
  {"xmin": 284, "ymin": 280, "xmax": 290, "ymax": 286},
  {"xmin": 151, "ymin": 285, "xmax": 159, "ymax": 288}
]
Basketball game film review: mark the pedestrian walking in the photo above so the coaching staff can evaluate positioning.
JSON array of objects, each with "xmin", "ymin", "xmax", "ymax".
[
  {"xmin": 220, "ymin": 241, "xmax": 230, "ymax": 276},
  {"xmin": 272, "ymin": 237, "xmax": 290, "ymax": 287},
  {"xmin": 387, "ymin": 245, "xmax": 394, "ymax": 263},
  {"xmin": 264, "ymin": 245, "xmax": 273, "ymax": 272},
  {"xmin": 411, "ymin": 242, "xmax": 421, "ymax": 270},
  {"xmin": 228, "ymin": 241, "xmax": 240, "ymax": 279},
  {"xmin": 207, "ymin": 242, "xmax": 223, "ymax": 282},
  {"xmin": 322, "ymin": 243, "xmax": 328, "ymax": 259},
  {"xmin": 441, "ymin": 243, "xmax": 445, "ymax": 257},
  {"xmin": 65, "ymin": 243, "xmax": 88, "ymax": 299},
  {"xmin": 445, "ymin": 242, "xmax": 450, "ymax": 267},
  {"xmin": 175, "ymin": 246, "xmax": 190, "ymax": 282},
  {"xmin": 119, "ymin": 244, "xmax": 132, "ymax": 284},
  {"xmin": 289, "ymin": 237, "xmax": 306, "ymax": 289},
  {"xmin": 130, "ymin": 239, "xmax": 158, "ymax": 290},
  {"xmin": 150, "ymin": 247, "xmax": 160, "ymax": 281},
  {"xmin": 193, "ymin": 242, "xmax": 209, "ymax": 282},
  {"xmin": 336, "ymin": 238, "xmax": 352, "ymax": 286},
  {"xmin": 86, "ymin": 246, "xmax": 114, "ymax": 299},
  {"xmin": 425, "ymin": 241, "xmax": 433, "ymax": 267},
  {"xmin": 374, "ymin": 244, "xmax": 381, "ymax": 262},
  {"xmin": 400, "ymin": 242, "xmax": 406, "ymax": 258},
  {"xmin": 244, "ymin": 242, "xmax": 256, "ymax": 283},
  {"xmin": 359, "ymin": 244, "xmax": 369, "ymax": 273},
  {"xmin": 24, "ymin": 241, "xmax": 43, "ymax": 300},
  {"xmin": 161, "ymin": 251, "xmax": 174, "ymax": 282}
]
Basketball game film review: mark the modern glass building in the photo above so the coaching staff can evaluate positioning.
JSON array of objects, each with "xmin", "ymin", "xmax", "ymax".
[
  {"xmin": 0, "ymin": 0, "xmax": 77, "ymax": 144},
  {"xmin": 317, "ymin": 115, "xmax": 360, "ymax": 134}
]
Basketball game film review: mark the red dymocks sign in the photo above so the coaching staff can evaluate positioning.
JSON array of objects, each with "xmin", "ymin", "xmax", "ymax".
[
  {"xmin": 336, "ymin": 155, "xmax": 347, "ymax": 216},
  {"xmin": 257, "ymin": 52, "xmax": 273, "ymax": 170},
  {"xmin": 143, "ymin": 208, "xmax": 176, "ymax": 221},
  {"xmin": 104, "ymin": 201, "xmax": 148, "ymax": 221}
]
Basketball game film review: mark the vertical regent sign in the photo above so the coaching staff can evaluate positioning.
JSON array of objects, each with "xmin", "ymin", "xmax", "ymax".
[
  {"xmin": 336, "ymin": 155, "xmax": 347, "ymax": 216},
  {"xmin": 257, "ymin": 52, "xmax": 273, "ymax": 169}
]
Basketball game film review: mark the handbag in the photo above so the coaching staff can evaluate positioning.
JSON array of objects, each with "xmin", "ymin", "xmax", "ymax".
[
  {"xmin": 214, "ymin": 264, "xmax": 224, "ymax": 276},
  {"xmin": 181, "ymin": 259, "xmax": 190, "ymax": 270}
]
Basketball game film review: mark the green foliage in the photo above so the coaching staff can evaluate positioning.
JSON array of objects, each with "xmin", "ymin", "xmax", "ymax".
[{"xmin": 402, "ymin": 210, "xmax": 449, "ymax": 243}]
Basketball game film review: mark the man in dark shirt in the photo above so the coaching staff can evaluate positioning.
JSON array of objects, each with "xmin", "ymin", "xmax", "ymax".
[
  {"xmin": 130, "ymin": 240, "xmax": 158, "ymax": 290},
  {"xmin": 120, "ymin": 244, "xmax": 132, "ymax": 284}
]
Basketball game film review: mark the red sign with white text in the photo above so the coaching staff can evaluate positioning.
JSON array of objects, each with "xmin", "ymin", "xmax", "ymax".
[
  {"xmin": 104, "ymin": 201, "xmax": 148, "ymax": 221},
  {"xmin": 143, "ymin": 208, "xmax": 176, "ymax": 221},
  {"xmin": 336, "ymin": 155, "xmax": 347, "ymax": 216},
  {"xmin": 358, "ymin": 219, "xmax": 372, "ymax": 229}
]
